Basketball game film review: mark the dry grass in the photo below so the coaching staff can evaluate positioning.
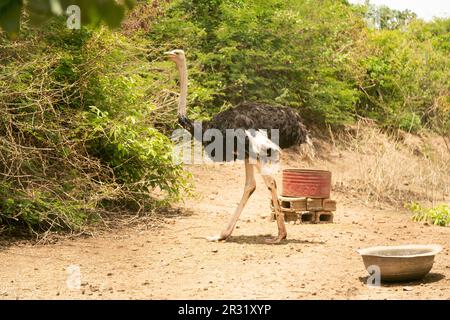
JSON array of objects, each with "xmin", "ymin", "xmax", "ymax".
[
  {"xmin": 331, "ymin": 120, "xmax": 450, "ymax": 207},
  {"xmin": 121, "ymin": 0, "xmax": 171, "ymax": 35},
  {"xmin": 293, "ymin": 120, "xmax": 450, "ymax": 209}
]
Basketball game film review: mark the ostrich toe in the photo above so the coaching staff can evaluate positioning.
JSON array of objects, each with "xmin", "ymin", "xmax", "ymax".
[
  {"xmin": 265, "ymin": 234, "xmax": 287, "ymax": 244},
  {"xmin": 206, "ymin": 234, "xmax": 226, "ymax": 242}
]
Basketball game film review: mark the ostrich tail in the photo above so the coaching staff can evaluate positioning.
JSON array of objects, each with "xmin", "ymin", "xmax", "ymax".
[
  {"xmin": 245, "ymin": 129, "xmax": 281, "ymax": 175},
  {"xmin": 245, "ymin": 129, "xmax": 281, "ymax": 155}
]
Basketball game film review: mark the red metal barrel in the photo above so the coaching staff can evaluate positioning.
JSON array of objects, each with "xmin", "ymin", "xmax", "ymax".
[{"xmin": 282, "ymin": 169, "xmax": 331, "ymax": 198}]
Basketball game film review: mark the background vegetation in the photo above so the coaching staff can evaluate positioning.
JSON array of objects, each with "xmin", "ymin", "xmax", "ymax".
[
  {"xmin": 0, "ymin": 0, "xmax": 449, "ymax": 235},
  {"xmin": 407, "ymin": 202, "xmax": 450, "ymax": 227}
]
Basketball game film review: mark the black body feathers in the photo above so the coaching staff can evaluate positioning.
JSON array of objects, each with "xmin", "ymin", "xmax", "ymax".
[{"xmin": 177, "ymin": 102, "xmax": 308, "ymax": 161}]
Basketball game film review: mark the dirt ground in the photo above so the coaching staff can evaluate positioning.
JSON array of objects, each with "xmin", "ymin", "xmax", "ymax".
[{"xmin": 0, "ymin": 152, "xmax": 449, "ymax": 300}]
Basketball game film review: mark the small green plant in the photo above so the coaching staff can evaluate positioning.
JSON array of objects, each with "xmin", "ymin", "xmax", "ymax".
[{"xmin": 406, "ymin": 202, "xmax": 450, "ymax": 226}]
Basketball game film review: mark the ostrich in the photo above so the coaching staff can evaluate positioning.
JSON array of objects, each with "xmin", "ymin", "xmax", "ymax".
[{"xmin": 165, "ymin": 49, "xmax": 309, "ymax": 243}]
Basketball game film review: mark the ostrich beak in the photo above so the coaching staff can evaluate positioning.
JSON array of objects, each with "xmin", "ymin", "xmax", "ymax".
[{"xmin": 164, "ymin": 51, "xmax": 176, "ymax": 60}]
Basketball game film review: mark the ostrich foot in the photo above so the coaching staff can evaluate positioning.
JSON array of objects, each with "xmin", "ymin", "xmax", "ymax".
[
  {"xmin": 206, "ymin": 234, "xmax": 227, "ymax": 242},
  {"xmin": 265, "ymin": 234, "xmax": 287, "ymax": 244}
]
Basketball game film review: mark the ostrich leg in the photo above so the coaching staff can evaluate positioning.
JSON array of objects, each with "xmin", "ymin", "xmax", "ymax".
[
  {"xmin": 260, "ymin": 171, "xmax": 287, "ymax": 244},
  {"xmin": 207, "ymin": 159, "xmax": 256, "ymax": 241}
]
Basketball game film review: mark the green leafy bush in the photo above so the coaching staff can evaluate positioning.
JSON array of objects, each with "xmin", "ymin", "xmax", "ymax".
[
  {"xmin": 357, "ymin": 19, "xmax": 449, "ymax": 132},
  {"xmin": 0, "ymin": 0, "xmax": 136, "ymax": 36},
  {"xmin": 0, "ymin": 19, "xmax": 191, "ymax": 235},
  {"xmin": 147, "ymin": 0, "xmax": 449, "ymax": 132},
  {"xmin": 406, "ymin": 202, "xmax": 450, "ymax": 226},
  {"xmin": 148, "ymin": 0, "xmax": 365, "ymax": 126}
]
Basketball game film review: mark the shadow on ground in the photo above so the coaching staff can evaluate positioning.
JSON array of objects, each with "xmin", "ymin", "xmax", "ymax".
[
  {"xmin": 358, "ymin": 272, "xmax": 445, "ymax": 287},
  {"xmin": 224, "ymin": 234, "xmax": 326, "ymax": 245}
]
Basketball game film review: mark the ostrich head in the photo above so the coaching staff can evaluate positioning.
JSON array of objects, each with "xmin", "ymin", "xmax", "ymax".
[
  {"xmin": 164, "ymin": 49, "xmax": 186, "ymax": 66},
  {"xmin": 164, "ymin": 49, "xmax": 188, "ymax": 118}
]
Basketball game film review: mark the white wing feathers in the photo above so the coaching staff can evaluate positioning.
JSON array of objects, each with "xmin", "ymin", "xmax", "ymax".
[{"xmin": 245, "ymin": 129, "xmax": 281, "ymax": 157}]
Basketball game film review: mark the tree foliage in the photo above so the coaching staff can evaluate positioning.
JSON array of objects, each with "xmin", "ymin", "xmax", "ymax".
[
  {"xmin": 0, "ymin": 0, "xmax": 136, "ymax": 36},
  {"xmin": 149, "ymin": 0, "xmax": 449, "ymax": 130},
  {"xmin": 0, "ymin": 17, "xmax": 190, "ymax": 235}
]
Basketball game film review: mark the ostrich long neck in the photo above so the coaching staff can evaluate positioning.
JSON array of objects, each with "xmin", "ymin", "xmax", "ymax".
[
  {"xmin": 176, "ymin": 57, "xmax": 201, "ymax": 139},
  {"xmin": 177, "ymin": 58, "xmax": 188, "ymax": 118}
]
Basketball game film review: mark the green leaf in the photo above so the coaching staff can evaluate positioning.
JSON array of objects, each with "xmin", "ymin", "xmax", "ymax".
[
  {"xmin": 0, "ymin": 0, "xmax": 22, "ymax": 37},
  {"xmin": 0, "ymin": 0, "xmax": 137, "ymax": 35}
]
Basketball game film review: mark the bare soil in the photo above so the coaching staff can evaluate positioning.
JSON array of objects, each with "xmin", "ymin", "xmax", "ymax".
[{"xmin": 0, "ymin": 151, "xmax": 449, "ymax": 299}]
